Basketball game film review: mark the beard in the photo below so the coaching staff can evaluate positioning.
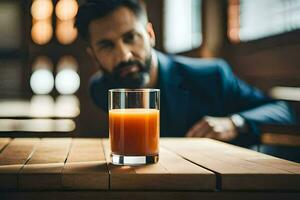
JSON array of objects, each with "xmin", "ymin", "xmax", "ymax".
[{"xmin": 99, "ymin": 53, "xmax": 152, "ymax": 88}]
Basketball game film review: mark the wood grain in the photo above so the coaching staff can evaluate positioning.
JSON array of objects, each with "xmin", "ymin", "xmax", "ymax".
[
  {"xmin": 19, "ymin": 138, "xmax": 72, "ymax": 190},
  {"xmin": 102, "ymin": 139, "xmax": 216, "ymax": 190},
  {"xmin": 62, "ymin": 138, "xmax": 109, "ymax": 190},
  {"xmin": 0, "ymin": 138, "xmax": 299, "ymax": 192},
  {"xmin": 1, "ymin": 191, "xmax": 299, "ymax": 200},
  {"xmin": 162, "ymin": 138, "xmax": 300, "ymax": 191},
  {"xmin": 0, "ymin": 138, "xmax": 11, "ymax": 152},
  {"xmin": 0, "ymin": 138, "xmax": 39, "ymax": 190}
]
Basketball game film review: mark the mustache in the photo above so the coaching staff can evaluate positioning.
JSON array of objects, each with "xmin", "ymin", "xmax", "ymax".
[{"xmin": 114, "ymin": 60, "xmax": 144, "ymax": 74}]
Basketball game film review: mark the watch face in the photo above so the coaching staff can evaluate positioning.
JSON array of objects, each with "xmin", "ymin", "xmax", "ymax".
[{"xmin": 231, "ymin": 114, "xmax": 248, "ymax": 133}]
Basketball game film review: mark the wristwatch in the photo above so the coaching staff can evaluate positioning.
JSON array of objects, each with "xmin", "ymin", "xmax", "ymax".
[{"xmin": 230, "ymin": 114, "xmax": 248, "ymax": 133}]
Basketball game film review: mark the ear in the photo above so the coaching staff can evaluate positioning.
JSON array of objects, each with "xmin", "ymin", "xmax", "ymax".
[{"xmin": 146, "ymin": 22, "xmax": 156, "ymax": 47}]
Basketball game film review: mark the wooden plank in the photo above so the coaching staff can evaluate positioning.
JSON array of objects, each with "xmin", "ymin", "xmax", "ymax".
[
  {"xmin": 0, "ymin": 138, "xmax": 11, "ymax": 152},
  {"xmin": 19, "ymin": 138, "xmax": 72, "ymax": 190},
  {"xmin": 162, "ymin": 138, "xmax": 300, "ymax": 191},
  {"xmin": 0, "ymin": 191, "xmax": 300, "ymax": 200},
  {"xmin": 245, "ymin": 158, "xmax": 300, "ymax": 174},
  {"xmin": 103, "ymin": 139, "xmax": 215, "ymax": 190},
  {"xmin": 0, "ymin": 138, "xmax": 39, "ymax": 190},
  {"xmin": 62, "ymin": 138, "xmax": 109, "ymax": 190},
  {"xmin": 212, "ymin": 140, "xmax": 300, "ymax": 174}
]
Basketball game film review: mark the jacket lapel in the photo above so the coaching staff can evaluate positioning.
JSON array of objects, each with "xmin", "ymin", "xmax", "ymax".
[{"xmin": 156, "ymin": 51, "xmax": 189, "ymax": 136}]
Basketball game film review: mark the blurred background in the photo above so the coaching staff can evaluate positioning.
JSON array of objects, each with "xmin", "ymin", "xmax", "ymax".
[{"xmin": 0, "ymin": 0, "xmax": 299, "ymax": 160}]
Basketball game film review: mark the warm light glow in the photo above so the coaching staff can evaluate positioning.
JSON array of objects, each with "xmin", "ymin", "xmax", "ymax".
[
  {"xmin": 55, "ymin": 95, "xmax": 80, "ymax": 117},
  {"xmin": 227, "ymin": 0, "xmax": 240, "ymax": 43},
  {"xmin": 30, "ymin": 95, "xmax": 55, "ymax": 117},
  {"xmin": 57, "ymin": 55, "xmax": 78, "ymax": 71},
  {"xmin": 31, "ymin": 19, "xmax": 53, "ymax": 45},
  {"xmin": 55, "ymin": 0, "xmax": 78, "ymax": 21},
  {"xmin": 0, "ymin": 100, "xmax": 30, "ymax": 117},
  {"xmin": 0, "ymin": 95, "xmax": 80, "ymax": 118},
  {"xmin": 0, "ymin": 119, "xmax": 76, "ymax": 132},
  {"xmin": 270, "ymin": 87, "xmax": 300, "ymax": 101},
  {"xmin": 32, "ymin": 56, "xmax": 53, "ymax": 71},
  {"xmin": 56, "ymin": 19, "xmax": 77, "ymax": 45},
  {"xmin": 55, "ymin": 69, "xmax": 80, "ymax": 95},
  {"xmin": 228, "ymin": 28, "xmax": 240, "ymax": 43},
  {"xmin": 121, "ymin": 166, "xmax": 132, "ymax": 169},
  {"xmin": 55, "ymin": 56, "xmax": 80, "ymax": 95},
  {"xmin": 30, "ymin": 56, "xmax": 54, "ymax": 95},
  {"xmin": 30, "ymin": 69, "xmax": 54, "ymax": 94},
  {"xmin": 31, "ymin": 0, "xmax": 53, "ymax": 20}
]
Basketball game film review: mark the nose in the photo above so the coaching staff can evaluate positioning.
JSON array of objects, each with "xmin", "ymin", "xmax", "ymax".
[{"xmin": 115, "ymin": 41, "xmax": 133, "ymax": 63}]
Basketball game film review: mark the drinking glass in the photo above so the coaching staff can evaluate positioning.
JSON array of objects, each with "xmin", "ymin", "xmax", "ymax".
[{"xmin": 109, "ymin": 89, "xmax": 160, "ymax": 165}]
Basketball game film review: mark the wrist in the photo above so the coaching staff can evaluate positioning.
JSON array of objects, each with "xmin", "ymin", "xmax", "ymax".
[{"xmin": 230, "ymin": 114, "xmax": 248, "ymax": 133}]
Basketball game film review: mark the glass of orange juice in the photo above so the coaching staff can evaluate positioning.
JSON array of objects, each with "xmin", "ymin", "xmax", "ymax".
[{"xmin": 109, "ymin": 89, "xmax": 160, "ymax": 165}]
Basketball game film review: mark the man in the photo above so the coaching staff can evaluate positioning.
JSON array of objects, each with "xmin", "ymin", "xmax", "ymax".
[{"xmin": 75, "ymin": 0, "xmax": 295, "ymax": 144}]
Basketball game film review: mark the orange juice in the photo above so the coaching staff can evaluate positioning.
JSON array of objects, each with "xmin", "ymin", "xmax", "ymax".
[{"xmin": 109, "ymin": 108, "xmax": 159, "ymax": 156}]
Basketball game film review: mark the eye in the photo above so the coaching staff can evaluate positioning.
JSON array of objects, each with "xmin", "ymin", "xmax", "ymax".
[
  {"xmin": 124, "ymin": 32, "xmax": 137, "ymax": 43},
  {"xmin": 98, "ymin": 41, "xmax": 114, "ymax": 51}
]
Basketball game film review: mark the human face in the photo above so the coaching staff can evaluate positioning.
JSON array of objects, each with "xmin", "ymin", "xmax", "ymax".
[{"xmin": 88, "ymin": 7, "xmax": 155, "ymax": 88}]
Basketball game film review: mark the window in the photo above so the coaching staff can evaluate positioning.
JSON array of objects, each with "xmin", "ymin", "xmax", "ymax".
[
  {"xmin": 0, "ymin": 1, "xmax": 21, "ymax": 49},
  {"xmin": 228, "ymin": 0, "xmax": 300, "ymax": 42},
  {"xmin": 163, "ymin": 0, "xmax": 202, "ymax": 53}
]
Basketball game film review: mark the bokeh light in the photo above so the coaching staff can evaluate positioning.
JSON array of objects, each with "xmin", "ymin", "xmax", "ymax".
[
  {"xmin": 55, "ymin": 95, "xmax": 80, "ymax": 117},
  {"xmin": 31, "ymin": 0, "xmax": 53, "ymax": 20},
  {"xmin": 55, "ymin": 56, "xmax": 80, "ymax": 95},
  {"xmin": 32, "ymin": 56, "xmax": 53, "ymax": 71},
  {"xmin": 55, "ymin": 69, "xmax": 80, "ymax": 95},
  {"xmin": 31, "ymin": 19, "xmax": 53, "ymax": 45},
  {"xmin": 57, "ymin": 55, "xmax": 78, "ymax": 71},
  {"xmin": 56, "ymin": 19, "xmax": 77, "ymax": 45},
  {"xmin": 55, "ymin": 0, "xmax": 78, "ymax": 21},
  {"xmin": 30, "ymin": 95, "xmax": 55, "ymax": 117},
  {"xmin": 0, "ymin": 100, "xmax": 30, "ymax": 118},
  {"xmin": 30, "ymin": 56, "xmax": 54, "ymax": 95},
  {"xmin": 30, "ymin": 69, "xmax": 55, "ymax": 95},
  {"xmin": 0, "ymin": 119, "xmax": 75, "ymax": 132}
]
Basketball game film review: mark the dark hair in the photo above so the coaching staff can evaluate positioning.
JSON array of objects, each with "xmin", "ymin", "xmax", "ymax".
[{"xmin": 75, "ymin": 0, "xmax": 147, "ymax": 40}]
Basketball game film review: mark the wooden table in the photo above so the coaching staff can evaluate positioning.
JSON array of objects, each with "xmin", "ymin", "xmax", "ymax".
[{"xmin": 0, "ymin": 138, "xmax": 299, "ymax": 200}]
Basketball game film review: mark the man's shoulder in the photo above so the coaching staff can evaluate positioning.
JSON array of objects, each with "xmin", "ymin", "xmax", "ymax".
[
  {"xmin": 160, "ymin": 52, "xmax": 231, "ymax": 79},
  {"xmin": 173, "ymin": 55, "xmax": 229, "ymax": 72},
  {"xmin": 90, "ymin": 71, "xmax": 112, "ymax": 91},
  {"xmin": 90, "ymin": 71, "xmax": 105, "ymax": 85}
]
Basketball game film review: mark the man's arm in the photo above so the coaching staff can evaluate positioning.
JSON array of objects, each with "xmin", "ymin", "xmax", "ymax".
[
  {"xmin": 186, "ymin": 59, "xmax": 296, "ymax": 141},
  {"xmin": 218, "ymin": 59, "xmax": 296, "ymax": 136}
]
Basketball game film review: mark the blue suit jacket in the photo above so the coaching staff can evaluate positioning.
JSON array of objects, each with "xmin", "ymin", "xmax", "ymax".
[{"xmin": 90, "ymin": 50, "xmax": 296, "ymax": 139}]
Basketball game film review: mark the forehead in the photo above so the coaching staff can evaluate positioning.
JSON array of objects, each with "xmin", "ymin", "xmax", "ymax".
[{"xmin": 88, "ymin": 7, "xmax": 140, "ymax": 42}]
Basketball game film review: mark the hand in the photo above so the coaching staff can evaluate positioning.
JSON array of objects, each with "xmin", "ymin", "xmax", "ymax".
[{"xmin": 186, "ymin": 116, "xmax": 238, "ymax": 141}]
